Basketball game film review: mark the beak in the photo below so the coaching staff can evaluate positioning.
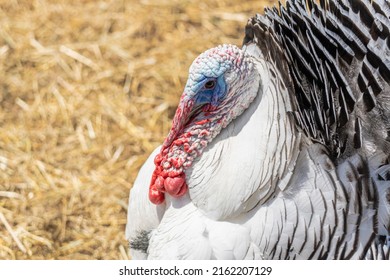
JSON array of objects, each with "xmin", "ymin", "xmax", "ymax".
[
  {"xmin": 162, "ymin": 96, "xmax": 195, "ymax": 150},
  {"xmin": 187, "ymin": 103, "xmax": 205, "ymax": 121}
]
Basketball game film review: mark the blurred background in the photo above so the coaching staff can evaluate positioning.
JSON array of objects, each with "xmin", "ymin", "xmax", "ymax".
[{"xmin": 0, "ymin": 0, "xmax": 277, "ymax": 259}]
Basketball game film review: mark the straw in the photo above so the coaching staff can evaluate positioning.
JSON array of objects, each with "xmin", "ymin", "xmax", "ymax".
[{"xmin": 0, "ymin": 0, "xmax": 274, "ymax": 259}]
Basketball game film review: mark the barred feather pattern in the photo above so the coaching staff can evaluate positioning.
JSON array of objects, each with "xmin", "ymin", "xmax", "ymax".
[
  {"xmin": 243, "ymin": 0, "xmax": 390, "ymax": 259},
  {"xmin": 247, "ymin": 142, "xmax": 389, "ymax": 259},
  {"xmin": 127, "ymin": 0, "xmax": 390, "ymax": 260},
  {"xmin": 244, "ymin": 0, "xmax": 390, "ymax": 160}
]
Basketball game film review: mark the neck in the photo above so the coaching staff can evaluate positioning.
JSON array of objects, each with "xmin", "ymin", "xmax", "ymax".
[
  {"xmin": 186, "ymin": 57, "xmax": 299, "ymax": 219},
  {"xmin": 150, "ymin": 57, "xmax": 261, "ymax": 204},
  {"xmin": 149, "ymin": 111, "xmax": 234, "ymax": 204},
  {"xmin": 249, "ymin": 58, "xmax": 299, "ymax": 205}
]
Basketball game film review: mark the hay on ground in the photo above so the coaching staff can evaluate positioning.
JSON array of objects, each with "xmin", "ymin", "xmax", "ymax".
[{"xmin": 0, "ymin": 0, "xmax": 276, "ymax": 259}]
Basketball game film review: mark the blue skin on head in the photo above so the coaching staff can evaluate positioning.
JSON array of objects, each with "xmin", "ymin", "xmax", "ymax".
[
  {"xmin": 186, "ymin": 51, "xmax": 232, "ymax": 108},
  {"xmin": 149, "ymin": 45, "xmax": 247, "ymax": 205},
  {"xmin": 188, "ymin": 75, "xmax": 227, "ymax": 108}
]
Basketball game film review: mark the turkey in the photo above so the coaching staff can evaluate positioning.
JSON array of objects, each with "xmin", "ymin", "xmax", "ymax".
[{"xmin": 126, "ymin": 0, "xmax": 390, "ymax": 260}]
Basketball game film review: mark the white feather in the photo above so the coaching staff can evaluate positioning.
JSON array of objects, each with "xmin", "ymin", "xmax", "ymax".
[
  {"xmin": 126, "ymin": 42, "xmax": 390, "ymax": 259},
  {"xmin": 125, "ymin": 146, "xmax": 165, "ymax": 259}
]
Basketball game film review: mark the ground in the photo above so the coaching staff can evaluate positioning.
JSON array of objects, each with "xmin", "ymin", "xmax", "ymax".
[{"xmin": 0, "ymin": 0, "xmax": 276, "ymax": 259}]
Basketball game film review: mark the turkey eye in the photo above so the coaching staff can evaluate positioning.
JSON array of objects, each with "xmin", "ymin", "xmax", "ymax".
[{"xmin": 204, "ymin": 80, "xmax": 216, "ymax": 89}]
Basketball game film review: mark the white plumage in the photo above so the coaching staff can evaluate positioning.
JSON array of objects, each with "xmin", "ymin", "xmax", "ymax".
[{"xmin": 126, "ymin": 0, "xmax": 390, "ymax": 260}]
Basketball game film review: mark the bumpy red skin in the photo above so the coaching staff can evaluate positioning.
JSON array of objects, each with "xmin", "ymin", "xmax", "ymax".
[
  {"xmin": 148, "ymin": 97, "xmax": 194, "ymax": 205},
  {"xmin": 147, "ymin": 44, "xmax": 249, "ymax": 205}
]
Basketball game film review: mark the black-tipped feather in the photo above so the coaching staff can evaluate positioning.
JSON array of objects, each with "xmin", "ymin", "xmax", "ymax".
[
  {"xmin": 130, "ymin": 230, "xmax": 151, "ymax": 254},
  {"xmin": 244, "ymin": 0, "xmax": 390, "ymax": 161}
]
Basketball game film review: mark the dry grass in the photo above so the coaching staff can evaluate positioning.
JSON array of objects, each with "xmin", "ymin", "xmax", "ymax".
[{"xmin": 0, "ymin": 0, "xmax": 277, "ymax": 259}]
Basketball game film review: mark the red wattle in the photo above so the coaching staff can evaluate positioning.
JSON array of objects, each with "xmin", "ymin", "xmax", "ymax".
[
  {"xmin": 164, "ymin": 174, "xmax": 186, "ymax": 196},
  {"xmin": 155, "ymin": 175, "xmax": 165, "ymax": 191},
  {"xmin": 170, "ymin": 182, "xmax": 188, "ymax": 198},
  {"xmin": 148, "ymin": 98, "xmax": 194, "ymax": 205},
  {"xmin": 154, "ymin": 153, "xmax": 163, "ymax": 165},
  {"xmin": 149, "ymin": 185, "xmax": 165, "ymax": 205}
]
